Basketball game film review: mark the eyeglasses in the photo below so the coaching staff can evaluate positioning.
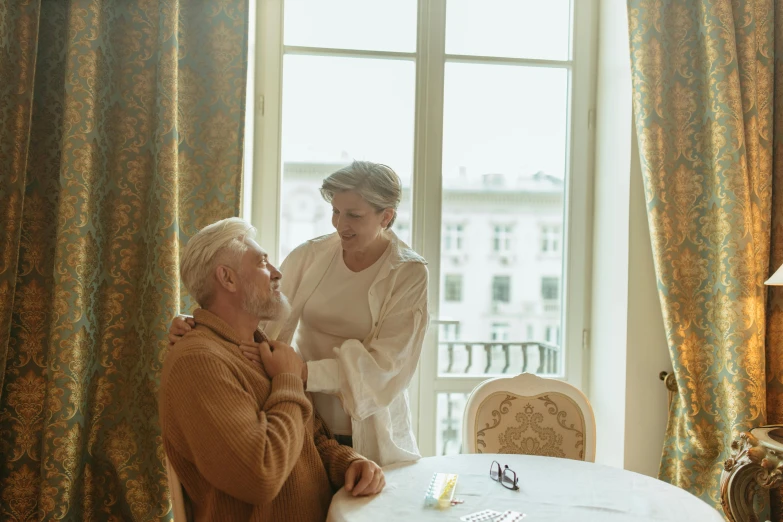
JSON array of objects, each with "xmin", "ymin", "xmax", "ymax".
[{"xmin": 489, "ymin": 461, "xmax": 519, "ymax": 491}]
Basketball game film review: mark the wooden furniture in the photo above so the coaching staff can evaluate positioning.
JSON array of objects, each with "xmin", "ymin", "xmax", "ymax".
[
  {"xmin": 165, "ymin": 455, "xmax": 190, "ymax": 522},
  {"xmin": 327, "ymin": 454, "xmax": 724, "ymax": 522},
  {"xmin": 461, "ymin": 373, "xmax": 596, "ymax": 462},
  {"xmin": 721, "ymin": 425, "xmax": 783, "ymax": 522}
]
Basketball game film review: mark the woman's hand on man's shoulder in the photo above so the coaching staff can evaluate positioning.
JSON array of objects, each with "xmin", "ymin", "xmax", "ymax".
[{"xmin": 168, "ymin": 315, "xmax": 196, "ymax": 345}]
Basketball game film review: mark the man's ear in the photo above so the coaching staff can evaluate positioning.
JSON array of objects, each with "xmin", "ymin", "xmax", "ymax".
[{"xmin": 215, "ymin": 265, "xmax": 239, "ymax": 293}]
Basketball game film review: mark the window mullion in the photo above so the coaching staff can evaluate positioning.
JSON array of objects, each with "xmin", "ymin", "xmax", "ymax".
[
  {"xmin": 411, "ymin": 0, "xmax": 447, "ymax": 458},
  {"xmin": 253, "ymin": 0, "xmax": 285, "ymax": 265}
]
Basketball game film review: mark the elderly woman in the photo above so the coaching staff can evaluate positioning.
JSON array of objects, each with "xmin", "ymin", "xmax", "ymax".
[{"xmin": 169, "ymin": 161, "xmax": 428, "ymax": 466}]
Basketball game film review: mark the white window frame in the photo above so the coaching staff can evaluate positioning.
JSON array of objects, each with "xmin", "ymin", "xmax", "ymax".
[
  {"xmin": 541, "ymin": 224, "xmax": 562, "ymax": 254},
  {"xmin": 443, "ymin": 273, "xmax": 462, "ymax": 302},
  {"xmin": 440, "ymin": 322, "xmax": 460, "ymax": 342},
  {"xmin": 443, "ymin": 223, "xmax": 464, "ymax": 252},
  {"xmin": 491, "ymin": 322, "xmax": 510, "ymax": 342},
  {"xmin": 492, "ymin": 275, "xmax": 512, "ymax": 304},
  {"xmin": 492, "ymin": 224, "xmax": 513, "ymax": 253},
  {"xmin": 545, "ymin": 324, "xmax": 561, "ymax": 345},
  {"xmin": 249, "ymin": 0, "xmax": 597, "ymax": 457},
  {"xmin": 541, "ymin": 276, "xmax": 560, "ymax": 301}
]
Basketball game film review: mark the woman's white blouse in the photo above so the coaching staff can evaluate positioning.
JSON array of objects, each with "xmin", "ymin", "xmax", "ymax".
[
  {"xmin": 264, "ymin": 231, "xmax": 429, "ymax": 466},
  {"xmin": 296, "ymin": 244, "xmax": 390, "ymax": 436}
]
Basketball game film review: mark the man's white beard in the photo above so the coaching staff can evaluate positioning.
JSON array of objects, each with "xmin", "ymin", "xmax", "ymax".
[{"xmin": 242, "ymin": 285, "xmax": 290, "ymax": 321}]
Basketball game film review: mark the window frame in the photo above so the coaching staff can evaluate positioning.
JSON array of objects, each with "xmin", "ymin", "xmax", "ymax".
[
  {"xmin": 248, "ymin": 0, "xmax": 598, "ymax": 457},
  {"xmin": 491, "ymin": 322, "xmax": 511, "ymax": 342},
  {"xmin": 492, "ymin": 224, "xmax": 513, "ymax": 254},
  {"xmin": 541, "ymin": 224, "xmax": 562, "ymax": 254},
  {"xmin": 541, "ymin": 276, "xmax": 560, "ymax": 301},
  {"xmin": 492, "ymin": 275, "xmax": 512, "ymax": 304},
  {"xmin": 443, "ymin": 223, "xmax": 464, "ymax": 252},
  {"xmin": 440, "ymin": 322, "xmax": 461, "ymax": 342},
  {"xmin": 444, "ymin": 273, "xmax": 463, "ymax": 302}
]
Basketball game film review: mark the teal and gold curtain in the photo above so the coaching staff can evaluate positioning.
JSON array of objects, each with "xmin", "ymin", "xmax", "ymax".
[
  {"xmin": 0, "ymin": 1, "xmax": 248, "ymax": 520},
  {"xmin": 628, "ymin": 0, "xmax": 783, "ymax": 518}
]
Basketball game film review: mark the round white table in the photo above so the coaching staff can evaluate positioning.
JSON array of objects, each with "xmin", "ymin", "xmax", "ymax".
[{"xmin": 327, "ymin": 454, "xmax": 723, "ymax": 521}]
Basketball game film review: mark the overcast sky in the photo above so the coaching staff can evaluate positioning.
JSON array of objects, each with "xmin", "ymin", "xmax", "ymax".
[{"xmin": 280, "ymin": 0, "xmax": 572, "ymax": 185}]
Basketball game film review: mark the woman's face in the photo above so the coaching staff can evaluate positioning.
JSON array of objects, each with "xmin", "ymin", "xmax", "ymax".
[{"xmin": 331, "ymin": 190, "xmax": 393, "ymax": 252}]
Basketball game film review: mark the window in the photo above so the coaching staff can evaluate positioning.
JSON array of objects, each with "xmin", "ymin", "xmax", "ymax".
[
  {"xmin": 541, "ymin": 225, "xmax": 561, "ymax": 254},
  {"xmin": 443, "ymin": 224, "xmax": 464, "ymax": 252},
  {"xmin": 493, "ymin": 224, "xmax": 513, "ymax": 253},
  {"xmin": 491, "ymin": 322, "xmax": 510, "ymax": 342},
  {"xmin": 526, "ymin": 324, "xmax": 534, "ymax": 341},
  {"xmin": 395, "ymin": 221, "xmax": 410, "ymax": 243},
  {"xmin": 541, "ymin": 277, "xmax": 559, "ymax": 301},
  {"xmin": 492, "ymin": 276, "xmax": 511, "ymax": 303},
  {"xmin": 250, "ymin": 0, "xmax": 596, "ymax": 458},
  {"xmin": 444, "ymin": 274, "xmax": 462, "ymax": 302},
  {"xmin": 546, "ymin": 325, "xmax": 561, "ymax": 345},
  {"xmin": 440, "ymin": 322, "xmax": 461, "ymax": 342}
]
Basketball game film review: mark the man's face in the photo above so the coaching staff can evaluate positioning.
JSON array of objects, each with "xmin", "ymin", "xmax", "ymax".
[{"xmin": 235, "ymin": 239, "xmax": 288, "ymax": 320}]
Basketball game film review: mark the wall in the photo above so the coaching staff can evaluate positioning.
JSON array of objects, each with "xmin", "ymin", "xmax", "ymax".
[
  {"xmin": 589, "ymin": 0, "xmax": 632, "ymax": 470},
  {"xmin": 589, "ymin": 0, "xmax": 671, "ymax": 476},
  {"xmin": 624, "ymin": 125, "xmax": 672, "ymax": 476}
]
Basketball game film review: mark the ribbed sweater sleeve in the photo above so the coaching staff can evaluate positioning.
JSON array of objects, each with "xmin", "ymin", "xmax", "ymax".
[
  {"xmin": 165, "ymin": 349, "xmax": 313, "ymax": 505},
  {"xmin": 312, "ymin": 411, "xmax": 365, "ymax": 489}
]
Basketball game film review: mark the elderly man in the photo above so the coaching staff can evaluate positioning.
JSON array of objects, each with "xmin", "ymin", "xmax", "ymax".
[{"xmin": 160, "ymin": 217, "xmax": 384, "ymax": 522}]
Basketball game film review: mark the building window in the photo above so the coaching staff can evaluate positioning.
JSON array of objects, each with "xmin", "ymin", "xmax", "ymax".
[
  {"xmin": 545, "ymin": 325, "xmax": 561, "ymax": 345},
  {"xmin": 491, "ymin": 322, "xmax": 510, "ymax": 342},
  {"xmin": 394, "ymin": 221, "xmax": 410, "ymax": 244},
  {"xmin": 444, "ymin": 223, "xmax": 464, "ymax": 252},
  {"xmin": 440, "ymin": 322, "xmax": 461, "ymax": 342},
  {"xmin": 492, "ymin": 275, "xmax": 511, "ymax": 303},
  {"xmin": 444, "ymin": 274, "xmax": 463, "ymax": 302},
  {"xmin": 541, "ymin": 277, "xmax": 559, "ymax": 301},
  {"xmin": 526, "ymin": 324, "xmax": 534, "ymax": 340},
  {"xmin": 493, "ymin": 224, "xmax": 513, "ymax": 253},
  {"xmin": 541, "ymin": 225, "xmax": 561, "ymax": 254}
]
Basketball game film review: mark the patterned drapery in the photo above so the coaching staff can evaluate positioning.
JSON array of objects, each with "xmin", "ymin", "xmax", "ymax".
[
  {"xmin": 0, "ymin": 1, "xmax": 248, "ymax": 520},
  {"xmin": 628, "ymin": 0, "xmax": 783, "ymax": 518}
]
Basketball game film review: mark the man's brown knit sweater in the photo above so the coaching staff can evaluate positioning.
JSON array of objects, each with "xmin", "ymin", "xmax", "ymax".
[{"xmin": 160, "ymin": 309, "xmax": 363, "ymax": 522}]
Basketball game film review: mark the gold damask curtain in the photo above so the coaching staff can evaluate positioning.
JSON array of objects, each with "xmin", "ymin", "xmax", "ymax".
[
  {"xmin": 0, "ymin": 1, "xmax": 248, "ymax": 520},
  {"xmin": 628, "ymin": 0, "xmax": 783, "ymax": 518}
]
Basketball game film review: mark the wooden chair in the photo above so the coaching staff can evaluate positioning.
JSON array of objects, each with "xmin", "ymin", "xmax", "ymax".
[
  {"xmin": 165, "ymin": 455, "xmax": 191, "ymax": 522},
  {"xmin": 462, "ymin": 373, "xmax": 596, "ymax": 462}
]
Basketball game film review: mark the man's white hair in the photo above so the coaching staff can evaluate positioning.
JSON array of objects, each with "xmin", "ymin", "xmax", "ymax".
[{"xmin": 180, "ymin": 217, "xmax": 256, "ymax": 307}]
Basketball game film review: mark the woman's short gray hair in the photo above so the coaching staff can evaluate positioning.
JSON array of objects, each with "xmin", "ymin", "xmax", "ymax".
[
  {"xmin": 320, "ymin": 160, "xmax": 402, "ymax": 228},
  {"xmin": 180, "ymin": 217, "xmax": 256, "ymax": 307}
]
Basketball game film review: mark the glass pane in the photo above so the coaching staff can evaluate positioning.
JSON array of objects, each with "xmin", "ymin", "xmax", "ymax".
[
  {"xmin": 446, "ymin": 0, "xmax": 571, "ymax": 61},
  {"xmin": 436, "ymin": 393, "xmax": 469, "ymax": 456},
  {"xmin": 284, "ymin": 0, "xmax": 417, "ymax": 52},
  {"xmin": 438, "ymin": 62, "xmax": 566, "ymax": 377},
  {"xmin": 279, "ymin": 55, "xmax": 415, "ymax": 260}
]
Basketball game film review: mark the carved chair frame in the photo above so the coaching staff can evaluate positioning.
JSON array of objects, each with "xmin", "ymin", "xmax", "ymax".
[{"xmin": 462, "ymin": 372, "xmax": 596, "ymax": 462}]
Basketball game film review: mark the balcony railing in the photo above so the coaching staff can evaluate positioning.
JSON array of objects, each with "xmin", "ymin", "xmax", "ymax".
[
  {"xmin": 436, "ymin": 340, "xmax": 561, "ymax": 455},
  {"xmin": 439, "ymin": 340, "xmax": 560, "ymax": 376}
]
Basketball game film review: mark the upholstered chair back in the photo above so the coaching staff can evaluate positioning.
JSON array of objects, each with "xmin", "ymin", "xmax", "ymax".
[{"xmin": 462, "ymin": 373, "xmax": 596, "ymax": 462}]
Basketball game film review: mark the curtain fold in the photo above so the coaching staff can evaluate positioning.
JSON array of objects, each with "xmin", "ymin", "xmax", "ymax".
[
  {"xmin": 0, "ymin": 1, "xmax": 248, "ymax": 520},
  {"xmin": 628, "ymin": 0, "xmax": 783, "ymax": 518}
]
